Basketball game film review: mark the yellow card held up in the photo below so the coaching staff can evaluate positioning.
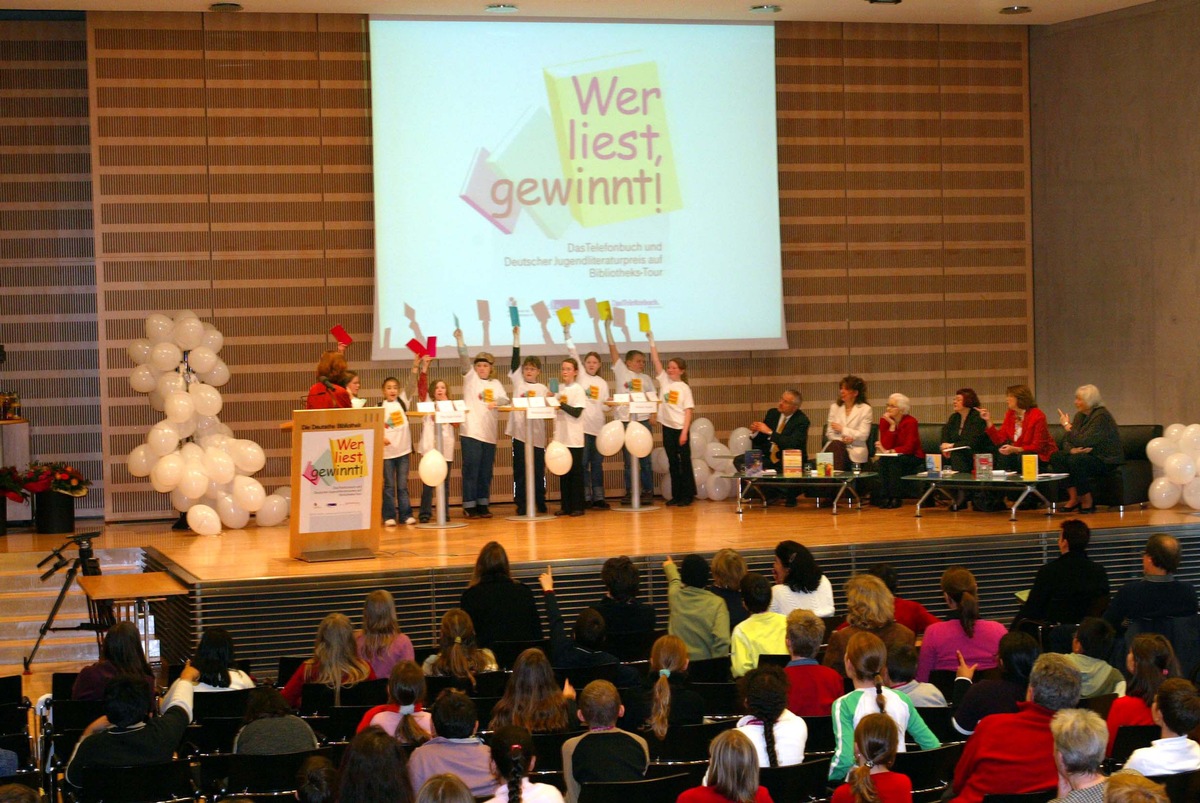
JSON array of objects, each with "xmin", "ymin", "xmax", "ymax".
[
  {"xmin": 638, "ymin": 312, "xmax": 651, "ymax": 333},
  {"xmin": 597, "ymin": 301, "xmax": 612, "ymax": 321},
  {"xmin": 556, "ymin": 307, "xmax": 575, "ymax": 326}
]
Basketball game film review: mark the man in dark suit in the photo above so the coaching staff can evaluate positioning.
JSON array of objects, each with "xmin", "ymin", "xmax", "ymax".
[{"xmin": 748, "ymin": 389, "xmax": 810, "ymax": 506}]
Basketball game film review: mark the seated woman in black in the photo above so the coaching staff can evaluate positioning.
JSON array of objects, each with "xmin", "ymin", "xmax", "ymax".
[{"xmin": 1049, "ymin": 383, "xmax": 1122, "ymax": 513}]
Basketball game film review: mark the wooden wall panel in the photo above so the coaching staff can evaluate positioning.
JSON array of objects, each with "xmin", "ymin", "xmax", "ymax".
[{"xmin": 0, "ymin": 19, "xmax": 103, "ymax": 516}]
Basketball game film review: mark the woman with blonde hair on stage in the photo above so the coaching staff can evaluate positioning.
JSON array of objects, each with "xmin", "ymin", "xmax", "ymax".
[
  {"xmin": 355, "ymin": 589, "xmax": 415, "ymax": 680},
  {"xmin": 281, "ymin": 612, "xmax": 375, "ymax": 708}
]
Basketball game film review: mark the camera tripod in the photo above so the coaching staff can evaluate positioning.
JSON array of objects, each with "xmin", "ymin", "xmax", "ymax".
[{"xmin": 23, "ymin": 531, "xmax": 114, "ymax": 672}]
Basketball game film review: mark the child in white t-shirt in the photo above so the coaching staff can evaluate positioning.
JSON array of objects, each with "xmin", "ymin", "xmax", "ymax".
[
  {"xmin": 647, "ymin": 330, "xmax": 696, "ymax": 507},
  {"xmin": 507, "ymin": 326, "xmax": 549, "ymax": 516},
  {"xmin": 380, "ymin": 374, "xmax": 415, "ymax": 525},
  {"xmin": 605, "ymin": 319, "xmax": 655, "ymax": 504}
]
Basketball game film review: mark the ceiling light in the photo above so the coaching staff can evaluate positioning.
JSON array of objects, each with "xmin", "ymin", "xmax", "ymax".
[
  {"xmin": 749, "ymin": 4, "xmax": 782, "ymax": 12},
  {"xmin": 485, "ymin": 3, "xmax": 519, "ymax": 12},
  {"xmin": 999, "ymin": 5, "xmax": 1032, "ymax": 12},
  {"xmin": 208, "ymin": 2, "xmax": 242, "ymax": 9}
]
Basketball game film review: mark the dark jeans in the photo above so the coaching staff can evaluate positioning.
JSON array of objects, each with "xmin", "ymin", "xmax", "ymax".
[
  {"xmin": 382, "ymin": 454, "xmax": 412, "ymax": 521},
  {"xmin": 583, "ymin": 433, "xmax": 605, "ymax": 502},
  {"xmin": 561, "ymin": 446, "xmax": 587, "ymax": 513},
  {"xmin": 419, "ymin": 474, "xmax": 450, "ymax": 518},
  {"xmin": 512, "ymin": 440, "xmax": 546, "ymax": 513},
  {"xmin": 460, "ymin": 437, "xmax": 496, "ymax": 508},
  {"xmin": 663, "ymin": 425, "xmax": 697, "ymax": 503}
]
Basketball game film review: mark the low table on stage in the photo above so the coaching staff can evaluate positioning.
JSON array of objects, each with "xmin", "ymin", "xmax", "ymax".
[
  {"xmin": 902, "ymin": 471, "xmax": 1067, "ymax": 521},
  {"xmin": 725, "ymin": 470, "xmax": 876, "ymax": 515},
  {"xmin": 77, "ymin": 572, "xmax": 188, "ymax": 661}
]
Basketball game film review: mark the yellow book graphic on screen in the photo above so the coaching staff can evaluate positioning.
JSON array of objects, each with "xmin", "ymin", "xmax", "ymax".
[{"xmin": 544, "ymin": 52, "xmax": 682, "ymax": 228}]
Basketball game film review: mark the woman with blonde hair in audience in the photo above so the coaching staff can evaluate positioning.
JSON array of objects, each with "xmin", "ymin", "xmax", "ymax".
[
  {"xmin": 1106, "ymin": 634, "xmax": 1180, "ymax": 756},
  {"xmin": 422, "ymin": 608, "xmax": 498, "ymax": 687},
  {"xmin": 708, "ymin": 548, "xmax": 751, "ymax": 629},
  {"xmin": 823, "ymin": 574, "xmax": 915, "ymax": 677},
  {"xmin": 619, "ymin": 635, "xmax": 704, "ymax": 736},
  {"xmin": 831, "ymin": 714, "xmax": 912, "ymax": 803},
  {"xmin": 356, "ymin": 589, "xmax": 415, "ymax": 680},
  {"xmin": 488, "ymin": 648, "xmax": 575, "ymax": 733},
  {"xmin": 281, "ymin": 612, "xmax": 375, "ymax": 708},
  {"xmin": 357, "ymin": 660, "xmax": 433, "ymax": 744},
  {"xmin": 830, "ymin": 632, "xmax": 939, "ymax": 782},
  {"xmin": 915, "ymin": 567, "xmax": 1005, "ymax": 681},
  {"xmin": 679, "ymin": 729, "xmax": 772, "ymax": 803},
  {"xmin": 1104, "ymin": 773, "xmax": 1168, "ymax": 803}
]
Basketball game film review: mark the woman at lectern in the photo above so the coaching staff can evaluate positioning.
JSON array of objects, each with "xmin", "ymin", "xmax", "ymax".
[
  {"xmin": 825, "ymin": 375, "xmax": 873, "ymax": 471},
  {"xmin": 305, "ymin": 350, "xmax": 352, "ymax": 409}
]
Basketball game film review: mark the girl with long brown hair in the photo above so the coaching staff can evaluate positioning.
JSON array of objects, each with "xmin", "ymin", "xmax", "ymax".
[
  {"xmin": 621, "ymin": 635, "xmax": 704, "ymax": 738},
  {"xmin": 358, "ymin": 660, "xmax": 432, "ymax": 746},
  {"xmin": 831, "ymin": 714, "xmax": 912, "ymax": 803},
  {"xmin": 488, "ymin": 648, "xmax": 574, "ymax": 733},
  {"xmin": 281, "ymin": 612, "xmax": 374, "ymax": 708},
  {"xmin": 677, "ymin": 730, "xmax": 772, "ymax": 803},
  {"xmin": 422, "ymin": 608, "xmax": 498, "ymax": 687},
  {"xmin": 915, "ymin": 567, "xmax": 1005, "ymax": 681},
  {"xmin": 356, "ymin": 589, "xmax": 415, "ymax": 679},
  {"xmin": 1106, "ymin": 634, "xmax": 1181, "ymax": 756}
]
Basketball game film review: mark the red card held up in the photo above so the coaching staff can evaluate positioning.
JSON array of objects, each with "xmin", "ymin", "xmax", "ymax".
[
  {"xmin": 406, "ymin": 338, "xmax": 427, "ymax": 357},
  {"xmin": 330, "ymin": 324, "xmax": 353, "ymax": 346},
  {"xmin": 425, "ymin": 336, "xmax": 437, "ymax": 358}
]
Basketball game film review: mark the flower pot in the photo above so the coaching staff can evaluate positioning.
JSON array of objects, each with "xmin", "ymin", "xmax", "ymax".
[{"xmin": 34, "ymin": 491, "xmax": 75, "ymax": 535}]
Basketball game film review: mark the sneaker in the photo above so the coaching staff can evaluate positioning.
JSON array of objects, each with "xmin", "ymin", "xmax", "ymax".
[
  {"xmin": 591, "ymin": 500, "xmax": 611, "ymax": 510},
  {"xmin": 405, "ymin": 516, "xmax": 417, "ymax": 525},
  {"xmin": 418, "ymin": 513, "xmax": 431, "ymax": 523},
  {"xmin": 478, "ymin": 505, "xmax": 493, "ymax": 518},
  {"xmin": 384, "ymin": 518, "xmax": 398, "ymax": 527}
]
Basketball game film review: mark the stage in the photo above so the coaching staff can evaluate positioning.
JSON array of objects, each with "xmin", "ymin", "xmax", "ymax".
[{"xmin": 5, "ymin": 498, "xmax": 1200, "ymax": 689}]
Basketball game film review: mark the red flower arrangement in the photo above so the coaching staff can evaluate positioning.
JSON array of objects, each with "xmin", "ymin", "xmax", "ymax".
[
  {"xmin": 1, "ymin": 466, "xmax": 28, "ymax": 504},
  {"xmin": 22, "ymin": 462, "xmax": 91, "ymax": 498}
]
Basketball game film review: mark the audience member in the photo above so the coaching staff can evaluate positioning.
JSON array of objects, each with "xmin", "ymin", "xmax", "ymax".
[
  {"xmin": 416, "ymin": 774, "xmax": 474, "ymax": 803},
  {"xmin": 783, "ymin": 609, "xmax": 844, "ymax": 718},
  {"xmin": 1015, "ymin": 519, "xmax": 1110, "ymax": 630},
  {"xmin": 1104, "ymin": 534, "xmax": 1198, "ymax": 634},
  {"xmin": 71, "ymin": 620, "xmax": 156, "ymax": 701},
  {"xmin": 677, "ymin": 729, "xmax": 773, "ymax": 803},
  {"xmin": 1049, "ymin": 709, "xmax": 1108, "ymax": 803},
  {"xmin": 824, "ymin": 574, "xmax": 915, "ymax": 676},
  {"xmin": 337, "ymin": 726, "xmax": 414, "ymax": 803},
  {"xmin": 485, "ymin": 725, "xmax": 565, "ymax": 803},
  {"xmin": 768, "ymin": 540, "xmax": 834, "ymax": 617},
  {"xmin": 592, "ymin": 556, "xmax": 658, "ymax": 635},
  {"xmin": 731, "ymin": 572, "xmax": 788, "ymax": 678},
  {"xmin": 663, "ymin": 554, "xmax": 730, "ymax": 660},
  {"xmin": 1106, "ymin": 634, "xmax": 1180, "ymax": 756},
  {"xmin": 489, "ymin": 648, "xmax": 576, "ymax": 733},
  {"xmin": 356, "ymin": 589, "xmax": 416, "ymax": 679},
  {"xmin": 916, "ymin": 567, "xmax": 1005, "ymax": 681},
  {"xmin": 562, "ymin": 681, "xmax": 648, "ymax": 803},
  {"xmin": 358, "ymin": 660, "xmax": 433, "ymax": 744},
  {"xmin": 0, "ymin": 786, "xmax": 37, "ymax": 803},
  {"xmin": 948, "ymin": 653, "xmax": 1082, "ymax": 803},
  {"xmin": 422, "ymin": 608, "xmax": 499, "ymax": 686},
  {"xmin": 709, "ymin": 548, "xmax": 751, "ymax": 630},
  {"xmin": 234, "ymin": 685, "xmax": 319, "ymax": 754},
  {"xmin": 191, "ymin": 627, "xmax": 254, "ymax": 692},
  {"xmin": 737, "ymin": 665, "xmax": 807, "ymax": 768},
  {"xmin": 952, "ymin": 631, "xmax": 1040, "ymax": 736},
  {"xmin": 619, "ymin": 635, "xmax": 704, "ymax": 736},
  {"xmin": 1062, "ymin": 618, "xmax": 1124, "ymax": 699},
  {"xmin": 408, "ymin": 690, "xmax": 494, "ymax": 797},
  {"xmin": 281, "ymin": 612, "xmax": 375, "ymax": 708},
  {"xmin": 1103, "ymin": 772, "xmax": 1168, "ymax": 803},
  {"xmin": 830, "ymin": 714, "xmax": 913, "ymax": 803},
  {"xmin": 887, "ymin": 644, "xmax": 945, "ymax": 707},
  {"xmin": 460, "ymin": 541, "xmax": 543, "ymax": 648},
  {"xmin": 865, "ymin": 563, "xmax": 939, "ymax": 636},
  {"xmin": 296, "ymin": 755, "xmax": 337, "ymax": 803},
  {"xmin": 1123, "ymin": 678, "xmax": 1200, "ymax": 777},
  {"xmin": 830, "ymin": 632, "xmax": 939, "ymax": 782},
  {"xmin": 538, "ymin": 567, "xmax": 634, "ymax": 686},
  {"xmin": 65, "ymin": 669, "xmax": 197, "ymax": 789}
]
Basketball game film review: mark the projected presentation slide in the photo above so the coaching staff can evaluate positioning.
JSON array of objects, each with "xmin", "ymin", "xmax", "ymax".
[{"xmin": 369, "ymin": 19, "xmax": 784, "ymax": 359}]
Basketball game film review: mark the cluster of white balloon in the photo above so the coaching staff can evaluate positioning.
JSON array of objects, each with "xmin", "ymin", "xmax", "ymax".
[
  {"xmin": 644, "ymin": 418, "xmax": 738, "ymax": 501},
  {"xmin": 124, "ymin": 311, "xmax": 290, "ymax": 535},
  {"xmin": 1146, "ymin": 423, "xmax": 1200, "ymax": 510}
]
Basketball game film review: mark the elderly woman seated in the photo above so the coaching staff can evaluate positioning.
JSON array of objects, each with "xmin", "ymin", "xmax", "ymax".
[
  {"xmin": 1049, "ymin": 708, "xmax": 1109, "ymax": 802},
  {"xmin": 1049, "ymin": 384, "xmax": 1123, "ymax": 513},
  {"xmin": 873, "ymin": 392, "xmax": 925, "ymax": 509}
]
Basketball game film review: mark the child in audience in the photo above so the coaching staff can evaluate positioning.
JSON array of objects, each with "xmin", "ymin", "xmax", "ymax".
[
  {"xmin": 488, "ymin": 648, "xmax": 575, "ymax": 733},
  {"xmin": 408, "ymin": 690, "xmax": 495, "ymax": 797},
  {"xmin": 1061, "ymin": 617, "xmax": 1125, "ymax": 699},
  {"xmin": 234, "ymin": 686, "xmax": 319, "ymax": 755},
  {"xmin": 783, "ymin": 609, "xmax": 844, "ymax": 718},
  {"xmin": 356, "ymin": 589, "xmax": 415, "ymax": 679},
  {"xmin": 677, "ymin": 730, "xmax": 773, "ymax": 803},
  {"xmin": 538, "ymin": 567, "xmax": 633, "ymax": 685},
  {"xmin": 358, "ymin": 661, "xmax": 432, "ymax": 744},
  {"xmin": 1107, "ymin": 634, "xmax": 1180, "ymax": 756},
  {"xmin": 830, "ymin": 632, "xmax": 939, "ymax": 782},
  {"xmin": 730, "ymin": 572, "xmax": 788, "ymax": 679},
  {"xmin": 281, "ymin": 612, "xmax": 374, "ymax": 708},
  {"xmin": 736, "ymin": 665, "xmax": 807, "ymax": 768},
  {"xmin": 916, "ymin": 567, "xmax": 1005, "ymax": 680},
  {"xmin": 416, "ymin": 775, "xmax": 474, "ymax": 803},
  {"xmin": 416, "ymin": 358, "xmax": 457, "ymax": 524},
  {"xmin": 887, "ymin": 644, "xmax": 946, "ymax": 707},
  {"xmin": 296, "ymin": 755, "xmax": 337, "ymax": 803},
  {"xmin": 485, "ymin": 725, "xmax": 565, "ymax": 803},
  {"xmin": 646, "ymin": 328, "xmax": 696, "ymax": 506},
  {"xmin": 508, "ymin": 325, "xmax": 549, "ymax": 516},
  {"xmin": 337, "ymin": 727, "xmax": 413, "ymax": 803},
  {"xmin": 563, "ymin": 323, "xmax": 611, "ymax": 509},
  {"xmin": 663, "ymin": 554, "xmax": 730, "ymax": 660},
  {"xmin": 831, "ymin": 714, "xmax": 913, "ymax": 803},
  {"xmin": 620, "ymin": 634, "xmax": 705, "ymax": 736},
  {"xmin": 453, "ymin": 328, "xmax": 509, "ymax": 518},
  {"xmin": 1124, "ymin": 678, "xmax": 1200, "ymax": 776},
  {"xmin": 562, "ymin": 680, "xmax": 648, "ymax": 803},
  {"xmin": 709, "ymin": 548, "xmax": 751, "ymax": 630},
  {"xmin": 380, "ymin": 373, "xmax": 415, "ymax": 525},
  {"xmin": 422, "ymin": 609, "xmax": 498, "ymax": 688},
  {"xmin": 191, "ymin": 626, "xmax": 255, "ymax": 691}
]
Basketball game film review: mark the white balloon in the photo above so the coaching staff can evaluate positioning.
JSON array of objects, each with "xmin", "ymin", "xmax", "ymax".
[
  {"xmin": 231, "ymin": 439, "xmax": 266, "ymax": 473},
  {"xmin": 172, "ymin": 317, "xmax": 205, "ymax": 351},
  {"xmin": 625, "ymin": 421, "xmax": 653, "ymax": 458},
  {"xmin": 706, "ymin": 473, "xmax": 733, "ymax": 501},
  {"xmin": 728, "ymin": 427, "xmax": 752, "ymax": 454},
  {"xmin": 190, "ymin": 383, "xmax": 223, "ymax": 417},
  {"xmin": 172, "ymin": 415, "xmax": 196, "ymax": 439},
  {"xmin": 689, "ymin": 429, "xmax": 711, "ymax": 455},
  {"xmin": 650, "ymin": 446, "xmax": 670, "ymax": 474},
  {"xmin": 1147, "ymin": 437, "xmax": 1180, "ymax": 467},
  {"xmin": 170, "ymin": 488, "xmax": 197, "ymax": 513},
  {"xmin": 187, "ymin": 346, "xmax": 218, "ymax": 375},
  {"xmin": 186, "ymin": 504, "xmax": 222, "ymax": 536},
  {"xmin": 215, "ymin": 423, "xmax": 234, "ymax": 438},
  {"xmin": 217, "ymin": 494, "xmax": 250, "ymax": 529},
  {"xmin": 690, "ymin": 417, "xmax": 716, "ymax": 444},
  {"xmin": 150, "ymin": 341, "xmax": 183, "ymax": 373},
  {"xmin": 127, "ymin": 444, "xmax": 155, "ymax": 477},
  {"xmin": 705, "ymin": 441, "xmax": 732, "ymax": 464},
  {"xmin": 146, "ymin": 423, "xmax": 180, "ymax": 457},
  {"xmin": 418, "ymin": 450, "xmax": 448, "ymax": 486},
  {"xmin": 127, "ymin": 338, "xmax": 153, "ymax": 366},
  {"xmin": 1149, "ymin": 477, "xmax": 1183, "ymax": 509},
  {"xmin": 164, "ymin": 391, "xmax": 195, "ymax": 424},
  {"xmin": 692, "ymin": 458, "xmax": 712, "ymax": 499},
  {"xmin": 255, "ymin": 494, "xmax": 290, "ymax": 527},
  {"xmin": 1179, "ymin": 429, "xmax": 1200, "ymax": 459},
  {"xmin": 129, "ymin": 364, "xmax": 158, "ymax": 394},
  {"xmin": 194, "ymin": 414, "xmax": 221, "ymax": 439},
  {"xmin": 200, "ymin": 324, "xmax": 224, "ymax": 354},
  {"xmin": 203, "ymin": 446, "xmax": 236, "ymax": 484},
  {"xmin": 179, "ymin": 442, "xmax": 206, "ymax": 463},
  {"xmin": 151, "ymin": 453, "xmax": 185, "ymax": 491},
  {"xmin": 273, "ymin": 486, "xmax": 292, "ymax": 501},
  {"xmin": 1186, "ymin": 424, "xmax": 1200, "ymax": 441},
  {"xmin": 232, "ymin": 475, "xmax": 266, "ymax": 512},
  {"xmin": 545, "ymin": 441, "xmax": 573, "ymax": 476},
  {"xmin": 173, "ymin": 309, "xmax": 199, "ymax": 321},
  {"xmin": 156, "ymin": 371, "xmax": 186, "ymax": 397},
  {"xmin": 1164, "ymin": 452, "xmax": 1196, "ymax": 485},
  {"xmin": 147, "ymin": 389, "xmax": 166, "ymax": 412},
  {"xmin": 201, "ymin": 360, "xmax": 231, "ymax": 387},
  {"xmin": 1165, "ymin": 423, "xmax": 1187, "ymax": 442},
  {"xmin": 1184, "ymin": 478, "xmax": 1200, "ymax": 510},
  {"xmin": 145, "ymin": 313, "xmax": 174, "ymax": 344},
  {"xmin": 177, "ymin": 464, "xmax": 210, "ymax": 500},
  {"xmin": 597, "ymin": 420, "xmax": 626, "ymax": 456}
]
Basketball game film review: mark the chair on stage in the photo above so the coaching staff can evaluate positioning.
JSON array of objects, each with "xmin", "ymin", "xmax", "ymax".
[{"xmin": 577, "ymin": 772, "xmax": 692, "ymax": 803}]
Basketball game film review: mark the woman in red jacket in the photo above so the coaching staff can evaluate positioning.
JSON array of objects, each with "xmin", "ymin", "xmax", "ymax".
[
  {"xmin": 874, "ymin": 393, "xmax": 925, "ymax": 509},
  {"xmin": 306, "ymin": 350, "xmax": 352, "ymax": 409},
  {"xmin": 980, "ymin": 383, "xmax": 1057, "ymax": 472}
]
